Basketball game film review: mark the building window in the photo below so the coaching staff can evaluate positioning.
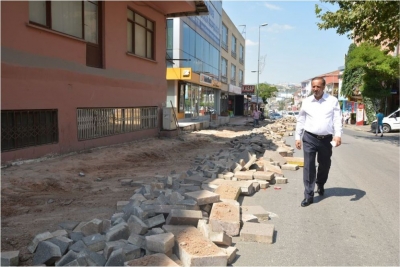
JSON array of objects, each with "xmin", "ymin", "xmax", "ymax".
[
  {"xmin": 1, "ymin": 110, "xmax": 59, "ymax": 152},
  {"xmin": 222, "ymin": 23, "xmax": 228, "ymax": 51},
  {"xmin": 239, "ymin": 44, "xmax": 244, "ymax": 64},
  {"xmin": 29, "ymin": 1, "xmax": 98, "ymax": 42},
  {"xmin": 77, "ymin": 107, "xmax": 158, "ymax": 140},
  {"xmin": 221, "ymin": 57, "xmax": 228, "ymax": 84},
  {"xmin": 231, "ymin": 64, "xmax": 236, "ymax": 85},
  {"xmin": 29, "ymin": 1, "xmax": 102, "ymax": 68},
  {"xmin": 127, "ymin": 9, "xmax": 154, "ymax": 60},
  {"xmin": 239, "ymin": 69, "xmax": 244, "ymax": 86},
  {"xmin": 231, "ymin": 35, "xmax": 237, "ymax": 58}
]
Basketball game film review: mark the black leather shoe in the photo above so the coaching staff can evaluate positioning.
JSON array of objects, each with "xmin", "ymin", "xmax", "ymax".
[
  {"xmin": 317, "ymin": 185, "xmax": 325, "ymax": 196},
  {"xmin": 301, "ymin": 198, "xmax": 313, "ymax": 207}
]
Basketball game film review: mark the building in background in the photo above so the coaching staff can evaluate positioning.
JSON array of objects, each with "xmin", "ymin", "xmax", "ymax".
[
  {"xmin": 220, "ymin": 9, "xmax": 246, "ymax": 116},
  {"xmin": 1, "ymin": 1, "xmax": 207, "ymax": 162},
  {"xmin": 166, "ymin": 1, "xmax": 222, "ymax": 120}
]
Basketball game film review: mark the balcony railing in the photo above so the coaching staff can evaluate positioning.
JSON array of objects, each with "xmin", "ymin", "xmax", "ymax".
[
  {"xmin": 221, "ymin": 42, "xmax": 228, "ymax": 51},
  {"xmin": 239, "ymin": 58, "xmax": 244, "ymax": 65},
  {"xmin": 231, "ymin": 51, "xmax": 237, "ymax": 58},
  {"xmin": 230, "ymin": 79, "xmax": 236, "ymax": 85}
]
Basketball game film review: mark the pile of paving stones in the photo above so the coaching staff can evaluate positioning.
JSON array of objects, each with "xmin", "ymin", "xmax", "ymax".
[{"xmin": 1, "ymin": 123, "xmax": 303, "ymax": 267}]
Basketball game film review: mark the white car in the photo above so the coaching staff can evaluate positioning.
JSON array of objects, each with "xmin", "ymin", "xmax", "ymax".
[
  {"xmin": 371, "ymin": 108, "xmax": 400, "ymax": 133},
  {"xmin": 285, "ymin": 111, "xmax": 299, "ymax": 118}
]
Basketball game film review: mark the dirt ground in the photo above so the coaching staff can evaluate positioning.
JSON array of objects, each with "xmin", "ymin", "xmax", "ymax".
[{"xmin": 1, "ymin": 122, "xmax": 256, "ymax": 265}]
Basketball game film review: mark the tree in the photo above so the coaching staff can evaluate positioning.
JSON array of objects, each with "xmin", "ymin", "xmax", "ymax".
[
  {"xmin": 315, "ymin": 1, "xmax": 400, "ymax": 52},
  {"xmin": 342, "ymin": 42, "xmax": 399, "ymax": 122},
  {"xmin": 347, "ymin": 43, "xmax": 399, "ymax": 99},
  {"xmin": 257, "ymin": 83, "xmax": 278, "ymax": 102},
  {"xmin": 341, "ymin": 44, "xmax": 364, "ymax": 97}
]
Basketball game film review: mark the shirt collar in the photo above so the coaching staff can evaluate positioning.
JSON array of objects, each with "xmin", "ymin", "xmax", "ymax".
[{"xmin": 311, "ymin": 92, "xmax": 328, "ymax": 102}]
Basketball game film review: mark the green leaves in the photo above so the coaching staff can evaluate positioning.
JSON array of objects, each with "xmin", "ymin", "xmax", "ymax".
[
  {"xmin": 315, "ymin": 0, "xmax": 400, "ymax": 52},
  {"xmin": 257, "ymin": 83, "xmax": 278, "ymax": 101},
  {"xmin": 342, "ymin": 42, "xmax": 399, "ymax": 99}
]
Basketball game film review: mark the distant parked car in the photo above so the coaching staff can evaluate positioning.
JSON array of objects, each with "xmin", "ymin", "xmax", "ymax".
[
  {"xmin": 269, "ymin": 112, "xmax": 282, "ymax": 120},
  {"xmin": 285, "ymin": 111, "xmax": 299, "ymax": 118},
  {"xmin": 370, "ymin": 108, "xmax": 400, "ymax": 133}
]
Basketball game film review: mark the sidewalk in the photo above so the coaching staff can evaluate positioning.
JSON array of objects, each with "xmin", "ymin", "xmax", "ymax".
[{"xmin": 343, "ymin": 123, "xmax": 372, "ymax": 133}]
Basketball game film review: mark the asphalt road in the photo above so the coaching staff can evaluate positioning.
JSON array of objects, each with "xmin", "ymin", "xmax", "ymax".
[{"xmin": 232, "ymin": 128, "xmax": 399, "ymax": 266}]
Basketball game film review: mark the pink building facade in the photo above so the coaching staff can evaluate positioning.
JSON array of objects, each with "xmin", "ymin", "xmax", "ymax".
[{"xmin": 1, "ymin": 1, "xmax": 206, "ymax": 163}]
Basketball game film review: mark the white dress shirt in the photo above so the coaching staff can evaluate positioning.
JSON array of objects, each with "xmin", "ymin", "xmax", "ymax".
[{"xmin": 295, "ymin": 93, "xmax": 342, "ymax": 140}]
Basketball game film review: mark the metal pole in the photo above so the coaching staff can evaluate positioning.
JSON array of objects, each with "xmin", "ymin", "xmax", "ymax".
[
  {"xmin": 257, "ymin": 26, "xmax": 260, "ymax": 109},
  {"xmin": 257, "ymin": 23, "xmax": 267, "ymax": 109}
]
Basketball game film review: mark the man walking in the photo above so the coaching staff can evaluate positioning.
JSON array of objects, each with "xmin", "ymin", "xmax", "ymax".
[
  {"xmin": 252, "ymin": 108, "xmax": 261, "ymax": 127},
  {"xmin": 375, "ymin": 109, "xmax": 384, "ymax": 137},
  {"xmin": 295, "ymin": 77, "xmax": 342, "ymax": 207}
]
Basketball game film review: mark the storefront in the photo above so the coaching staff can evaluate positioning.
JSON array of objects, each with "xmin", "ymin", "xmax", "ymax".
[
  {"xmin": 166, "ymin": 69, "xmax": 221, "ymax": 119},
  {"xmin": 228, "ymin": 84, "xmax": 244, "ymax": 116},
  {"xmin": 242, "ymin": 85, "xmax": 256, "ymax": 116}
]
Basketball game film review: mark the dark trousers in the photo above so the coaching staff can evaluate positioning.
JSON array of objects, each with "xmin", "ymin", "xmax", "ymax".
[{"xmin": 302, "ymin": 131, "xmax": 333, "ymax": 199}]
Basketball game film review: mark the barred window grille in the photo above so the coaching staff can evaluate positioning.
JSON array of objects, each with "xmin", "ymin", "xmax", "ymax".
[
  {"xmin": 77, "ymin": 107, "xmax": 158, "ymax": 140},
  {"xmin": 1, "ymin": 110, "xmax": 59, "ymax": 152}
]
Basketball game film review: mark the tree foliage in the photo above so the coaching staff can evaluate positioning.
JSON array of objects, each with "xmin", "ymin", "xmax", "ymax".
[
  {"xmin": 346, "ymin": 42, "xmax": 399, "ymax": 99},
  {"xmin": 258, "ymin": 83, "xmax": 278, "ymax": 102},
  {"xmin": 315, "ymin": 1, "xmax": 400, "ymax": 52},
  {"xmin": 341, "ymin": 44, "xmax": 364, "ymax": 97}
]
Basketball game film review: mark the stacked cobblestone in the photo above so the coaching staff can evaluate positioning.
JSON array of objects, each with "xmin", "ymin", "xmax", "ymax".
[{"xmin": 2, "ymin": 121, "xmax": 303, "ymax": 267}]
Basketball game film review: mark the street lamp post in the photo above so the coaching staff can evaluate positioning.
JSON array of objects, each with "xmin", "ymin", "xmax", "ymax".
[{"xmin": 256, "ymin": 23, "xmax": 267, "ymax": 109}]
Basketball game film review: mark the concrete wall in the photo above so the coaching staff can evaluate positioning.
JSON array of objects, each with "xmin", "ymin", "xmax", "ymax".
[{"xmin": 0, "ymin": 1, "xmax": 180, "ymax": 162}]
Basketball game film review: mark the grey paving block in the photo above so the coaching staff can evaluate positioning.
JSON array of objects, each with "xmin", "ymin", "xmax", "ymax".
[
  {"xmin": 184, "ymin": 190, "xmax": 220, "ymax": 205},
  {"xmin": 125, "ymin": 253, "xmax": 180, "ymax": 266},
  {"xmin": 82, "ymin": 233, "xmax": 106, "ymax": 252},
  {"xmin": 127, "ymin": 233, "xmax": 146, "ymax": 249},
  {"xmin": 166, "ymin": 209, "xmax": 203, "ymax": 226},
  {"xmin": 144, "ymin": 214, "xmax": 165, "ymax": 228},
  {"xmin": 162, "ymin": 225, "xmax": 227, "ymax": 266},
  {"xmin": 1, "ymin": 251, "xmax": 19, "ymax": 266},
  {"xmin": 69, "ymin": 232, "xmax": 84, "ymax": 242},
  {"xmin": 169, "ymin": 191, "xmax": 185, "ymax": 205},
  {"xmin": 123, "ymin": 243, "xmax": 141, "ymax": 261},
  {"xmin": 103, "ymin": 240, "xmax": 127, "ymax": 260},
  {"xmin": 209, "ymin": 202, "xmax": 241, "ymax": 236},
  {"xmin": 127, "ymin": 215, "xmax": 148, "ymax": 235},
  {"xmin": 81, "ymin": 218, "xmax": 103, "ymax": 236},
  {"xmin": 105, "ymin": 222, "xmax": 129, "ymax": 242},
  {"xmin": 145, "ymin": 232, "xmax": 174, "ymax": 253},
  {"xmin": 33, "ymin": 241, "xmax": 62, "ymax": 265},
  {"xmin": 81, "ymin": 248, "xmax": 106, "ymax": 266},
  {"xmin": 105, "ymin": 248, "xmax": 125, "ymax": 266},
  {"xmin": 55, "ymin": 250, "xmax": 79, "ymax": 266},
  {"xmin": 48, "ymin": 236, "xmax": 73, "ymax": 255},
  {"xmin": 28, "ymin": 231, "xmax": 53, "ymax": 253},
  {"xmin": 64, "ymin": 257, "xmax": 87, "ymax": 266},
  {"xmin": 240, "ymin": 222, "xmax": 275, "ymax": 243},
  {"xmin": 51, "ymin": 229, "xmax": 69, "ymax": 238},
  {"xmin": 69, "ymin": 240, "xmax": 87, "ymax": 253},
  {"xmin": 117, "ymin": 200, "xmax": 130, "ymax": 211},
  {"xmin": 58, "ymin": 221, "xmax": 80, "ymax": 231}
]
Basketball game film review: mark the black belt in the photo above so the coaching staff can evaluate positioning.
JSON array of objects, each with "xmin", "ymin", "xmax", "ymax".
[{"xmin": 305, "ymin": 131, "xmax": 332, "ymax": 140}]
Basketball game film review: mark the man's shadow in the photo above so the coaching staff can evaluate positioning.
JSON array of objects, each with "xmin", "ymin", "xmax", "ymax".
[{"xmin": 314, "ymin": 187, "xmax": 366, "ymax": 202}]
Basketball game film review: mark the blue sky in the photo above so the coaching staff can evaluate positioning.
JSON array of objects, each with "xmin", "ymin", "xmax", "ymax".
[{"xmin": 222, "ymin": 1, "xmax": 352, "ymax": 85}]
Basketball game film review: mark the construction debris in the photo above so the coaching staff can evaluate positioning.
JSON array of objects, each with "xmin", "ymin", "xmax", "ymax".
[{"xmin": 1, "ymin": 119, "xmax": 303, "ymax": 267}]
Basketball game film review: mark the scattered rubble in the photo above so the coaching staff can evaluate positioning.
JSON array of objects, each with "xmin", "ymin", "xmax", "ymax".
[{"xmin": 1, "ymin": 119, "xmax": 304, "ymax": 267}]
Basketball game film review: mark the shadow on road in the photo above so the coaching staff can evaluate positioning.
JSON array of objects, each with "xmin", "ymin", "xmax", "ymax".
[
  {"xmin": 351, "ymin": 133, "xmax": 400, "ymax": 147},
  {"xmin": 315, "ymin": 187, "xmax": 366, "ymax": 202}
]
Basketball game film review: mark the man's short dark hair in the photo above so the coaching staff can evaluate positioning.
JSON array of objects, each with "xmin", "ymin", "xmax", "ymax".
[{"xmin": 311, "ymin": 77, "xmax": 326, "ymax": 86}]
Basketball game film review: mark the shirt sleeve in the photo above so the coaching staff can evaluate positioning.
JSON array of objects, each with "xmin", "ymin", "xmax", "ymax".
[
  {"xmin": 295, "ymin": 105, "xmax": 306, "ymax": 140},
  {"xmin": 333, "ymin": 100, "xmax": 343, "ymax": 137}
]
